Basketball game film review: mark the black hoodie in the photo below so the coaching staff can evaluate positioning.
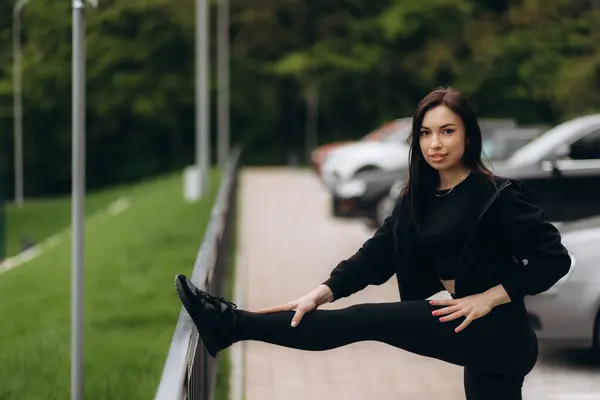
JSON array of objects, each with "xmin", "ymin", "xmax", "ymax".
[{"xmin": 323, "ymin": 173, "xmax": 571, "ymax": 303}]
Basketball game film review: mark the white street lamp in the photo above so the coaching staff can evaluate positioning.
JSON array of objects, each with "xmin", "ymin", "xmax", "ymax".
[
  {"xmin": 217, "ymin": 0, "xmax": 230, "ymax": 167},
  {"xmin": 12, "ymin": 0, "xmax": 31, "ymax": 208}
]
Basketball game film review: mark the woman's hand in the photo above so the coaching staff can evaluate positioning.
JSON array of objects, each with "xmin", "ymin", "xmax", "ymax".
[
  {"xmin": 430, "ymin": 285, "xmax": 511, "ymax": 333},
  {"xmin": 255, "ymin": 284, "xmax": 334, "ymax": 327},
  {"xmin": 429, "ymin": 292, "xmax": 495, "ymax": 333}
]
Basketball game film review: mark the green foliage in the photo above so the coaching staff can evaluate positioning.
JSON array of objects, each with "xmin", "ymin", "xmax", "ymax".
[{"xmin": 0, "ymin": 0, "xmax": 599, "ymax": 197}]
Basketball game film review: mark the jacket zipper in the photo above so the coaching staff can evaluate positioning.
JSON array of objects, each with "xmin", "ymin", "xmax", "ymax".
[{"xmin": 455, "ymin": 180, "xmax": 512, "ymax": 284}]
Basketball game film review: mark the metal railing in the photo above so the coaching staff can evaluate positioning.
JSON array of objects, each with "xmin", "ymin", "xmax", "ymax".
[{"xmin": 154, "ymin": 148, "xmax": 241, "ymax": 400}]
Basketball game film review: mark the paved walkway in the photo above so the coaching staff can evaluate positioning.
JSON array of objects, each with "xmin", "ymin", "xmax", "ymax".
[
  {"xmin": 234, "ymin": 168, "xmax": 464, "ymax": 400},
  {"xmin": 233, "ymin": 167, "xmax": 600, "ymax": 400}
]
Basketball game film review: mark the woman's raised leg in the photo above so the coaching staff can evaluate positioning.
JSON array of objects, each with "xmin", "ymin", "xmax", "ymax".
[
  {"xmin": 233, "ymin": 300, "xmax": 474, "ymax": 367},
  {"xmin": 176, "ymin": 273, "xmax": 535, "ymax": 379}
]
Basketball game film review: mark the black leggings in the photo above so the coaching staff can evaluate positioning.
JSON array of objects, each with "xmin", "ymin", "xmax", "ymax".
[{"xmin": 233, "ymin": 300, "xmax": 538, "ymax": 400}]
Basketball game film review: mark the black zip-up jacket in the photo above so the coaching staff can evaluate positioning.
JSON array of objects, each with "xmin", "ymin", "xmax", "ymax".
[{"xmin": 323, "ymin": 174, "xmax": 571, "ymax": 302}]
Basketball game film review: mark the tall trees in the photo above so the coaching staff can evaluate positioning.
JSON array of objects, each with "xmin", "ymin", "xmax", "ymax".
[{"xmin": 0, "ymin": 0, "xmax": 598, "ymax": 196}]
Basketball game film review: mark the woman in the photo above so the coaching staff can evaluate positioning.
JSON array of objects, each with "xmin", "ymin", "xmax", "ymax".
[{"xmin": 174, "ymin": 87, "xmax": 571, "ymax": 399}]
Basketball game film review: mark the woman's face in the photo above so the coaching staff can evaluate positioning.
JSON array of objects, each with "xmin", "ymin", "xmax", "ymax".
[{"xmin": 419, "ymin": 105, "xmax": 467, "ymax": 172}]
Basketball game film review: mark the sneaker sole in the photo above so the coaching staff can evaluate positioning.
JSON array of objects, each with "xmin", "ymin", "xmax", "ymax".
[{"xmin": 175, "ymin": 274, "xmax": 221, "ymax": 358}]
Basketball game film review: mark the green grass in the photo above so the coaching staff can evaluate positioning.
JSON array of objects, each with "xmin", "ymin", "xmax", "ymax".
[
  {"xmin": 0, "ymin": 170, "xmax": 221, "ymax": 400},
  {"xmin": 5, "ymin": 183, "xmax": 133, "ymax": 258}
]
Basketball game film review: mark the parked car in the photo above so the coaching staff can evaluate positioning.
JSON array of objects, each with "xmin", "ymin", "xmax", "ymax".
[
  {"xmin": 332, "ymin": 128, "xmax": 539, "ymax": 223},
  {"xmin": 320, "ymin": 118, "xmax": 412, "ymax": 189},
  {"xmin": 525, "ymin": 215, "xmax": 600, "ymax": 356},
  {"xmin": 310, "ymin": 119, "xmax": 405, "ymax": 175},
  {"xmin": 335, "ymin": 114, "xmax": 600, "ymax": 225},
  {"xmin": 498, "ymin": 114, "xmax": 600, "ymax": 221},
  {"xmin": 322, "ymin": 118, "xmax": 517, "ymax": 192},
  {"xmin": 311, "ymin": 141, "xmax": 354, "ymax": 175},
  {"xmin": 331, "ymin": 167, "xmax": 407, "ymax": 220},
  {"xmin": 321, "ymin": 118, "xmax": 517, "ymax": 193}
]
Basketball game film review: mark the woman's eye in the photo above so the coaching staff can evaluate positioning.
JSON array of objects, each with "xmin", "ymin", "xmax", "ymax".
[
  {"xmin": 443, "ymin": 129, "xmax": 454, "ymax": 135},
  {"xmin": 420, "ymin": 131, "xmax": 429, "ymax": 136}
]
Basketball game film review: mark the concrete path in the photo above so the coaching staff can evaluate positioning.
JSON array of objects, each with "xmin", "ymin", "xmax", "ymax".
[
  {"xmin": 233, "ymin": 167, "xmax": 600, "ymax": 400},
  {"xmin": 235, "ymin": 168, "xmax": 464, "ymax": 400}
]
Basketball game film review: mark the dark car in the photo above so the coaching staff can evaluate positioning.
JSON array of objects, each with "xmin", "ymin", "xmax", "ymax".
[
  {"xmin": 331, "ymin": 167, "xmax": 408, "ymax": 221},
  {"xmin": 333, "ymin": 114, "xmax": 600, "ymax": 226}
]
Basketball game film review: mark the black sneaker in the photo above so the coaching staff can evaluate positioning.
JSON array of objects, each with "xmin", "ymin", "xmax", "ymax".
[{"xmin": 175, "ymin": 274, "xmax": 237, "ymax": 358}]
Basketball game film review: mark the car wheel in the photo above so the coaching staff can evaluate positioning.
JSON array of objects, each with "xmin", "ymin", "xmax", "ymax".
[{"xmin": 331, "ymin": 197, "xmax": 342, "ymax": 217}]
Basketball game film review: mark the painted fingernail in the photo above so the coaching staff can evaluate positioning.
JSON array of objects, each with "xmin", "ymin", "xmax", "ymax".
[
  {"xmin": 439, "ymin": 317, "xmax": 445, "ymax": 322},
  {"xmin": 291, "ymin": 321, "xmax": 297, "ymax": 327}
]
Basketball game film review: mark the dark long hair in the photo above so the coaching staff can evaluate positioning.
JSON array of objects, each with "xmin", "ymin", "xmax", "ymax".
[{"xmin": 401, "ymin": 87, "xmax": 494, "ymax": 227}]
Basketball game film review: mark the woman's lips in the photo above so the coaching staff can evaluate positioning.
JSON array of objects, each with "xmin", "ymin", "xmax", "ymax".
[{"xmin": 429, "ymin": 154, "xmax": 447, "ymax": 162}]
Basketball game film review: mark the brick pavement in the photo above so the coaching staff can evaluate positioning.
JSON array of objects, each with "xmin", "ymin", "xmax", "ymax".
[{"xmin": 234, "ymin": 168, "xmax": 465, "ymax": 400}]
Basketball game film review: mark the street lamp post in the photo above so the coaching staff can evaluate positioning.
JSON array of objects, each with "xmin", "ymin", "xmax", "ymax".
[
  {"xmin": 217, "ymin": 0, "xmax": 230, "ymax": 167},
  {"xmin": 71, "ymin": 0, "xmax": 97, "ymax": 398},
  {"xmin": 13, "ymin": 0, "xmax": 30, "ymax": 208},
  {"xmin": 196, "ymin": 0, "xmax": 210, "ymax": 197},
  {"xmin": 71, "ymin": 0, "xmax": 86, "ymax": 398}
]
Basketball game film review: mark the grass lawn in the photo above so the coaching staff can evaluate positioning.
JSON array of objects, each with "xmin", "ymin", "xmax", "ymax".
[
  {"xmin": 4, "ymin": 183, "xmax": 132, "ymax": 258},
  {"xmin": 0, "ymin": 169, "xmax": 221, "ymax": 399}
]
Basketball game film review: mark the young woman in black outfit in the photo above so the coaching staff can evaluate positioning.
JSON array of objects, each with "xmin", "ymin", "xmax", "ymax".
[{"xmin": 174, "ymin": 87, "xmax": 571, "ymax": 399}]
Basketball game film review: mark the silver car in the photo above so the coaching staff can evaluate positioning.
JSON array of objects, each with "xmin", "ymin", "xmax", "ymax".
[{"xmin": 524, "ymin": 216, "xmax": 600, "ymax": 356}]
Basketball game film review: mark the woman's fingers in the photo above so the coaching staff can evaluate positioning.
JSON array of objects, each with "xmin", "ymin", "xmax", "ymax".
[
  {"xmin": 255, "ymin": 296, "xmax": 316, "ymax": 327},
  {"xmin": 291, "ymin": 307, "xmax": 307, "ymax": 327},
  {"xmin": 438, "ymin": 309, "xmax": 467, "ymax": 322},
  {"xmin": 256, "ymin": 302, "xmax": 295, "ymax": 314},
  {"xmin": 431, "ymin": 305, "xmax": 461, "ymax": 316},
  {"xmin": 429, "ymin": 299, "xmax": 456, "ymax": 307},
  {"xmin": 455, "ymin": 315, "xmax": 474, "ymax": 333}
]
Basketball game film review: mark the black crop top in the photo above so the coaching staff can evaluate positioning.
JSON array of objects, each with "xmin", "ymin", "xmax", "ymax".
[{"xmin": 417, "ymin": 173, "xmax": 479, "ymax": 280}]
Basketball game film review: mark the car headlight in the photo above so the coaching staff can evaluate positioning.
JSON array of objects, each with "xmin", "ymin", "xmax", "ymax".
[{"xmin": 336, "ymin": 180, "xmax": 366, "ymax": 198}]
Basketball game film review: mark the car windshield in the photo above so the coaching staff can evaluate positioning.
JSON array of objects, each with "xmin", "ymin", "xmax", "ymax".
[
  {"xmin": 482, "ymin": 136, "xmax": 537, "ymax": 161},
  {"xmin": 362, "ymin": 127, "xmax": 393, "ymax": 141},
  {"xmin": 382, "ymin": 125, "xmax": 412, "ymax": 144}
]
